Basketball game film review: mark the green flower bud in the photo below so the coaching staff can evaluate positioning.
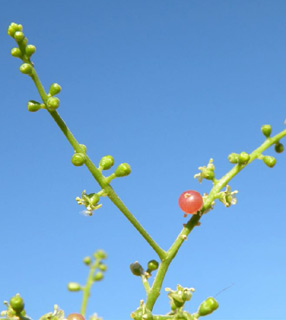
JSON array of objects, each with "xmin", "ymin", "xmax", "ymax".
[
  {"xmin": 9, "ymin": 295, "xmax": 24, "ymax": 313},
  {"xmin": 263, "ymin": 155, "xmax": 276, "ymax": 168},
  {"xmin": 261, "ymin": 124, "xmax": 272, "ymax": 138},
  {"xmin": 172, "ymin": 293, "xmax": 184, "ymax": 308},
  {"xmin": 88, "ymin": 193, "xmax": 99, "ymax": 206},
  {"xmin": 93, "ymin": 272, "xmax": 104, "ymax": 281},
  {"xmin": 83, "ymin": 256, "xmax": 92, "ymax": 265},
  {"xmin": 71, "ymin": 153, "xmax": 86, "ymax": 166},
  {"xmin": 228, "ymin": 153, "xmax": 239, "ymax": 164},
  {"xmin": 79, "ymin": 144, "xmax": 87, "ymax": 153},
  {"xmin": 8, "ymin": 23, "xmax": 18, "ymax": 37},
  {"xmin": 115, "ymin": 163, "xmax": 131, "ymax": 177},
  {"xmin": 47, "ymin": 97, "xmax": 60, "ymax": 110},
  {"xmin": 94, "ymin": 249, "xmax": 107, "ymax": 260},
  {"xmin": 67, "ymin": 282, "xmax": 81, "ymax": 292},
  {"xmin": 147, "ymin": 260, "xmax": 159, "ymax": 271},
  {"xmin": 19, "ymin": 63, "xmax": 33, "ymax": 75},
  {"xmin": 275, "ymin": 142, "xmax": 284, "ymax": 153},
  {"xmin": 11, "ymin": 48, "xmax": 22, "ymax": 58},
  {"xmin": 14, "ymin": 31, "xmax": 25, "ymax": 42},
  {"xmin": 202, "ymin": 168, "xmax": 215, "ymax": 180},
  {"xmin": 238, "ymin": 152, "xmax": 250, "ymax": 165},
  {"xmin": 99, "ymin": 155, "xmax": 114, "ymax": 170},
  {"xmin": 130, "ymin": 261, "xmax": 144, "ymax": 276},
  {"xmin": 49, "ymin": 83, "xmax": 62, "ymax": 96},
  {"xmin": 198, "ymin": 297, "xmax": 219, "ymax": 316},
  {"xmin": 98, "ymin": 263, "xmax": 107, "ymax": 271},
  {"xmin": 27, "ymin": 100, "xmax": 41, "ymax": 112},
  {"xmin": 25, "ymin": 45, "xmax": 36, "ymax": 57}
]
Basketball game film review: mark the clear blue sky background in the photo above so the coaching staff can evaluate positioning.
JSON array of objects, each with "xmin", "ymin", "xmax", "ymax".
[{"xmin": 1, "ymin": 1, "xmax": 286, "ymax": 320}]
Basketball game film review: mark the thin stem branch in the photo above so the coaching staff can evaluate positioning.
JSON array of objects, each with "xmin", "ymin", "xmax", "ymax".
[
  {"xmin": 145, "ymin": 129, "xmax": 286, "ymax": 311},
  {"xmin": 30, "ymin": 69, "xmax": 166, "ymax": 260}
]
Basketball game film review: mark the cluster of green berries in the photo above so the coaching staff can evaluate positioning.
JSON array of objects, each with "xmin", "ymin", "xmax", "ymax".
[
  {"xmin": 8, "ymin": 23, "xmax": 62, "ymax": 112},
  {"xmin": 67, "ymin": 250, "xmax": 107, "ymax": 292},
  {"xmin": 130, "ymin": 259, "xmax": 159, "ymax": 278},
  {"xmin": 228, "ymin": 124, "xmax": 284, "ymax": 168}
]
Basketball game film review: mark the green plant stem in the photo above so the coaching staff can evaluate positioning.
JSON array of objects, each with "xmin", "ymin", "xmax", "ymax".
[
  {"xmin": 80, "ymin": 260, "xmax": 99, "ymax": 317},
  {"xmin": 145, "ymin": 129, "xmax": 286, "ymax": 311},
  {"xmin": 29, "ymin": 68, "xmax": 166, "ymax": 260}
]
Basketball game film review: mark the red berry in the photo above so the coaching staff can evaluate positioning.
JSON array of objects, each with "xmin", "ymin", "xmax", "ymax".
[
  {"xmin": 67, "ymin": 314, "xmax": 85, "ymax": 320},
  {"xmin": 178, "ymin": 190, "xmax": 203, "ymax": 214}
]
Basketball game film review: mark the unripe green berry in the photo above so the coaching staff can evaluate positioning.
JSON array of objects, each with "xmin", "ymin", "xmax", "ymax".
[
  {"xmin": 19, "ymin": 63, "xmax": 33, "ymax": 75},
  {"xmin": 98, "ymin": 263, "xmax": 107, "ymax": 271},
  {"xmin": 49, "ymin": 83, "xmax": 62, "ymax": 96},
  {"xmin": 11, "ymin": 48, "xmax": 22, "ymax": 58},
  {"xmin": 228, "ymin": 153, "xmax": 239, "ymax": 164},
  {"xmin": 88, "ymin": 193, "xmax": 99, "ymax": 206},
  {"xmin": 130, "ymin": 261, "xmax": 144, "ymax": 276},
  {"xmin": 47, "ymin": 97, "xmax": 60, "ymax": 110},
  {"xmin": 94, "ymin": 249, "xmax": 107, "ymax": 260},
  {"xmin": 147, "ymin": 260, "xmax": 159, "ymax": 271},
  {"xmin": 93, "ymin": 272, "xmax": 104, "ymax": 281},
  {"xmin": 275, "ymin": 142, "xmax": 284, "ymax": 153},
  {"xmin": 115, "ymin": 163, "xmax": 131, "ymax": 177},
  {"xmin": 25, "ymin": 45, "xmax": 36, "ymax": 57},
  {"xmin": 198, "ymin": 297, "xmax": 219, "ymax": 316},
  {"xmin": 27, "ymin": 100, "xmax": 41, "ymax": 112},
  {"xmin": 14, "ymin": 31, "xmax": 25, "ymax": 42},
  {"xmin": 263, "ymin": 155, "xmax": 276, "ymax": 168},
  {"xmin": 71, "ymin": 153, "xmax": 86, "ymax": 166},
  {"xmin": 261, "ymin": 124, "xmax": 272, "ymax": 138},
  {"xmin": 67, "ymin": 282, "xmax": 81, "ymax": 292},
  {"xmin": 83, "ymin": 256, "xmax": 92, "ymax": 265},
  {"xmin": 238, "ymin": 152, "xmax": 250, "ymax": 165},
  {"xmin": 9, "ymin": 295, "xmax": 24, "ymax": 313},
  {"xmin": 8, "ymin": 24, "xmax": 17, "ymax": 37},
  {"xmin": 99, "ymin": 155, "xmax": 114, "ymax": 170}
]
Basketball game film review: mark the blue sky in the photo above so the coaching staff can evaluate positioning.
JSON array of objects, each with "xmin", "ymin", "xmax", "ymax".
[{"xmin": 1, "ymin": 1, "xmax": 286, "ymax": 319}]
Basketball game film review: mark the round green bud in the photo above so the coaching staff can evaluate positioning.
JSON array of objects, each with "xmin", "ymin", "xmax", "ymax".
[
  {"xmin": 19, "ymin": 63, "xmax": 33, "ymax": 75},
  {"xmin": 9, "ymin": 295, "xmax": 24, "ymax": 313},
  {"xmin": 263, "ymin": 155, "xmax": 276, "ymax": 168},
  {"xmin": 238, "ymin": 152, "xmax": 250, "ymax": 165},
  {"xmin": 67, "ymin": 282, "xmax": 81, "ymax": 292},
  {"xmin": 93, "ymin": 272, "xmax": 104, "ymax": 281},
  {"xmin": 114, "ymin": 163, "xmax": 131, "ymax": 177},
  {"xmin": 275, "ymin": 142, "xmax": 284, "ymax": 153},
  {"xmin": 94, "ymin": 249, "xmax": 107, "ymax": 260},
  {"xmin": 8, "ymin": 24, "xmax": 17, "ymax": 37},
  {"xmin": 228, "ymin": 153, "xmax": 239, "ymax": 164},
  {"xmin": 27, "ymin": 100, "xmax": 41, "ymax": 112},
  {"xmin": 14, "ymin": 31, "xmax": 25, "ymax": 42},
  {"xmin": 11, "ymin": 48, "xmax": 22, "ymax": 58},
  {"xmin": 79, "ymin": 144, "xmax": 87, "ymax": 153},
  {"xmin": 261, "ymin": 124, "xmax": 272, "ymax": 138},
  {"xmin": 99, "ymin": 155, "xmax": 114, "ymax": 170},
  {"xmin": 147, "ymin": 260, "xmax": 159, "ymax": 271},
  {"xmin": 25, "ymin": 45, "xmax": 36, "ymax": 57},
  {"xmin": 202, "ymin": 168, "xmax": 215, "ymax": 180},
  {"xmin": 198, "ymin": 297, "xmax": 219, "ymax": 316},
  {"xmin": 130, "ymin": 261, "xmax": 144, "ymax": 276},
  {"xmin": 98, "ymin": 263, "xmax": 107, "ymax": 271},
  {"xmin": 172, "ymin": 293, "xmax": 184, "ymax": 308},
  {"xmin": 88, "ymin": 193, "xmax": 100, "ymax": 206},
  {"xmin": 49, "ymin": 83, "xmax": 62, "ymax": 96},
  {"xmin": 71, "ymin": 153, "xmax": 86, "ymax": 166},
  {"xmin": 83, "ymin": 256, "xmax": 92, "ymax": 265},
  {"xmin": 47, "ymin": 97, "xmax": 60, "ymax": 110}
]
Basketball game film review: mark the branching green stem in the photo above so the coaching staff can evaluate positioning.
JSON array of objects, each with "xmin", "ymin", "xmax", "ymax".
[
  {"xmin": 145, "ymin": 129, "xmax": 286, "ymax": 311},
  {"xmin": 29, "ymin": 68, "xmax": 166, "ymax": 260}
]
